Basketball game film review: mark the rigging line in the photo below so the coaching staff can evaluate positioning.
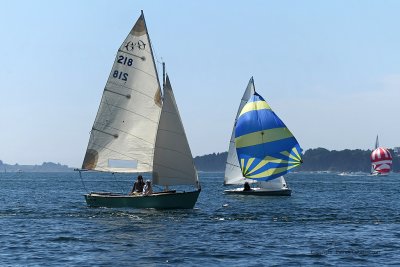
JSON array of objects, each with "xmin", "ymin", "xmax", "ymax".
[
  {"xmin": 97, "ymin": 100, "xmax": 159, "ymax": 124},
  {"xmin": 141, "ymin": 13, "xmax": 162, "ymax": 100},
  {"xmin": 89, "ymin": 141, "xmax": 152, "ymax": 167},
  {"xmin": 107, "ymin": 81, "xmax": 157, "ymax": 100},
  {"xmin": 148, "ymin": 36, "xmax": 161, "ymax": 74},
  {"xmin": 112, "ymin": 172, "xmax": 126, "ymax": 194},
  {"xmin": 78, "ymin": 170, "xmax": 89, "ymax": 193}
]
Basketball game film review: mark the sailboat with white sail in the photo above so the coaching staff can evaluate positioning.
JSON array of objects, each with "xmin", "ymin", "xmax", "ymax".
[
  {"xmin": 79, "ymin": 11, "xmax": 200, "ymax": 209},
  {"xmin": 224, "ymin": 77, "xmax": 302, "ymax": 195}
]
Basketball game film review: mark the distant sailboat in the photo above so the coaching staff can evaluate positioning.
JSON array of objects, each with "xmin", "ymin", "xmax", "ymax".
[
  {"xmin": 224, "ymin": 77, "xmax": 302, "ymax": 195},
  {"xmin": 370, "ymin": 135, "xmax": 392, "ymax": 176},
  {"xmin": 79, "ymin": 11, "xmax": 200, "ymax": 209}
]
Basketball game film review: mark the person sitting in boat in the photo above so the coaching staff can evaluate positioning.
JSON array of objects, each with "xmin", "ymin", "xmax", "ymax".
[
  {"xmin": 130, "ymin": 175, "xmax": 145, "ymax": 195},
  {"xmin": 243, "ymin": 181, "xmax": 251, "ymax": 191},
  {"xmin": 143, "ymin": 180, "xmax": 153, "ymax": 196}
]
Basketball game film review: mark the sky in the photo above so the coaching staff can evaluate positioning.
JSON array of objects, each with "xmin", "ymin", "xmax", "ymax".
[{"xmin": 1, "ymin": 0, "xmax": 400, "ymax": 167}]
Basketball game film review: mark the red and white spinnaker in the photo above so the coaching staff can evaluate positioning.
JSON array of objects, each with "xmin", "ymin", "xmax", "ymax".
[{"xmin": 371, "ymin": 147, "xmax": 392, "ymax": 175}]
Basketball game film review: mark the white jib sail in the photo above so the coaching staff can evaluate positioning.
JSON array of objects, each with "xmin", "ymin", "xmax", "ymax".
[
  {"xmin": 152, "ymin": 75, "xmax": 198, "ymax": 187},
  {"xmin": 82, "ymin": 12, "xmax": 162, "ymax": 173},
  {"xmin": 224, "ymin": 77, "xmax": 255, "ymax": 185}
]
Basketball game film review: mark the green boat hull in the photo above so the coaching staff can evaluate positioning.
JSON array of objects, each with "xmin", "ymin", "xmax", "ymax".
[{"xmin": 84, "ymin": 190, "xmax": 201, "ymax": 209}]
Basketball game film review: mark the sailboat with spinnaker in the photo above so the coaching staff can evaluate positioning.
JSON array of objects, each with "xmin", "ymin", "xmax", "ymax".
[
  {"xmin": 370, "ymin": 135, "xmax": 392, "ymax": 176},
  {"xmin": 78, "ymin": 11, "xmax": 200, "ymax": 209},
  {"xmin": 224, "ymin": 77, "xmax": 302, "ymax": 195}
]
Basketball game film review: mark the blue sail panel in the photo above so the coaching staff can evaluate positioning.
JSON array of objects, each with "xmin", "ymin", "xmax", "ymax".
[{"xmin": 235, "ymin": 92, "xmax": 302, "ymax": 181}]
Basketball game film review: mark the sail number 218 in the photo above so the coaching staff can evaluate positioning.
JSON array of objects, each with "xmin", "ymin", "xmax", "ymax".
[{"xmin": 117, "ymin": 55, "xmax": 133, "ymax": 66}]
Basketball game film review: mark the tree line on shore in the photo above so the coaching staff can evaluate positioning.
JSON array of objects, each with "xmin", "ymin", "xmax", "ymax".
[
  {"xmin": 2, "ymin": 148, "xmax": 399, "ymax": 173},
  {"xmin": 193, "ymin": 148, "xmax": 400, "ymax": 172}
]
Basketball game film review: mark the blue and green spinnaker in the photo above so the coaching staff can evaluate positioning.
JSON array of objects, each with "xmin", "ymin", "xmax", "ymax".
[{"xmin": 235, "ymin": 92, "xmax": 302, "ymax": 181}]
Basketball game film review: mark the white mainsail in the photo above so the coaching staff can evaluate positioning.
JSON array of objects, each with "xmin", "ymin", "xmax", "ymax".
[
  {"xmin": 82, "ymin": 12, "xmax": 162, "ymax": 173},
  {"xmin": 153, "ymin": 75, "xmax": 198, "ymax": 187},
  {"xmin": 224, "ymin": 77, "xmax": 289, "ymax": 189},
  {"xmin": 224, "ymin": 78, "xmax": 255, "ymax": 185}
]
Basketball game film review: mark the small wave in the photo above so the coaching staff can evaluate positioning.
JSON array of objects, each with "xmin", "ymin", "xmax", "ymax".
[{"xmin": 48, "ymin": 236, "xmax": 81, "ymax": 242}]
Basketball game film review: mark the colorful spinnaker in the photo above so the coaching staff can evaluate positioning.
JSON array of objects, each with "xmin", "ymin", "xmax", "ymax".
[
  {"xmin": 371, "ymin": 147, "xmax": 392, "ymax": 175},
  {"xmin": 235, "ymin": 90, "xmax": 303, "ymax": 181}
]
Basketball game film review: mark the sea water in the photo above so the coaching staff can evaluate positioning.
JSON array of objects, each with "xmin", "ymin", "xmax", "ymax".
[{"xmin": 0, "ymin": 172, "xmax": 399, "ymax": 266}]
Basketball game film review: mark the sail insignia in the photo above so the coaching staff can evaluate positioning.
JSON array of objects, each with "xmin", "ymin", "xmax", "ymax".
[{"xmin": 235, "ymin": 92, "xmax": 302, "ymax": 181}]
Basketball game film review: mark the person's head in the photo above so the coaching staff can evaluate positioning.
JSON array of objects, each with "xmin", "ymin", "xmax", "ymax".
[
  {"xmin": 146, "ymin": 180, "xmax": 151, "ymax": 185},
  {"xmin": 138, "ymin": 175, "xmax": 143, "ymax": 181}
]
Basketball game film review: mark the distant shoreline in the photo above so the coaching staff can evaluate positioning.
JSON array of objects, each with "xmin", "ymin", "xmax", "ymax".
[
  {"xmin": 0, "ymin": 161, "xmax": 73, "ymax": 173},
  {"xmin": 2, "ymin": 147, "xmax": 399, "ymax": 173}
]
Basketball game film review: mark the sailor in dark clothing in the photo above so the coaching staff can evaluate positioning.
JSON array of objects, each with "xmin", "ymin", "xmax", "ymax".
[
  {"xmin": 243, "ymin": 181, "xmax": 251, "ymax": 191},
  {"xmin": 130, "ymin": 175, "xmax": 145, "ymax": 195}
]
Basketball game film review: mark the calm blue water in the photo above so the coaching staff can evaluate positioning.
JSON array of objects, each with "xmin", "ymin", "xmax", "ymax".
[{"xmin": 1, "ymin": 171, "xmax": 399, "ymax": 266}]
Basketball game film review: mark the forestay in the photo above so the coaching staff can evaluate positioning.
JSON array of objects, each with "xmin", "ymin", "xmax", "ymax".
[
  {"xmin": 82, "ymin": 12, "xmax": 162, "ymax": 173},
  {"xmin": 235, "ymin": 92, "xmax": 302, "ymax": 181},
  {"xmin": 152, "ymin": 75, "xmax": 198, "ymax": 187}
]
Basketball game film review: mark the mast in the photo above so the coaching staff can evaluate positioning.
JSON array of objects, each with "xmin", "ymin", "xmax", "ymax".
[
  {"xmin": 162, "ymin": 62, "xmax": 166, "ymax": 88},
  {"xmin": 140, "ymin": 10, "xmax": 163, "ymax": 174},
  {"xmin": 141, "ymin": 10, "xmax": 162, "ymax": 97}
]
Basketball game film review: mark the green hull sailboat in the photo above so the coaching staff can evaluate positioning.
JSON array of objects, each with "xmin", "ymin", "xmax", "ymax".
[
  {"xmin": 85, "ymin": 191, "xmax": 200, "ymax": 209},
  {"xmin": 79, "ymin": 11, "xmax": 200, "ymax": 209}
]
